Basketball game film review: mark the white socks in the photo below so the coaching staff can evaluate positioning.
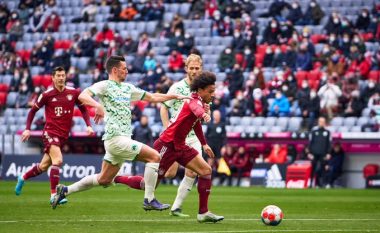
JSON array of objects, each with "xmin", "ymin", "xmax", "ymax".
[
  {"xmin": 171, "ymin": 175, "xmax": 195, "ymax": 211},
  {"xmin": 144, "ymin": 162, "xmax": 159, "ymax": 202},
  {"xmin": 67, "ymin": 174, "xmax": 99, "ymax": 195}
]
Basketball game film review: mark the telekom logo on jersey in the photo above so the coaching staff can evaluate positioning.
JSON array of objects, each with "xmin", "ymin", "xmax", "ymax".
[{"xmin": 55, "ymin": 107, "xmax": 63, "ymax": 116}]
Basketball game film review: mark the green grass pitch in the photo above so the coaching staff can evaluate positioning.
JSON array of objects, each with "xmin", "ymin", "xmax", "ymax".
[{"xmin": 1, "ymin": 181, "xmax": 380, "ymax": 233}]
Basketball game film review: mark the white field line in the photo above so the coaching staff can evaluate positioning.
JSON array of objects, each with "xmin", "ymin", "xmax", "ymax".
[
  {"xmin": 0, "ymin": 218, "xmax": 379, "ymax": 223},
  {"xmin": 159, "ymin": 231, "xmax": 379, "ymax": 233}
]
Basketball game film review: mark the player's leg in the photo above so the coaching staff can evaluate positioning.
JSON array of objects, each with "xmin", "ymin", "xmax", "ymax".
[
  {"xmin": 170, "ymin": 141, "xmax": 201, "ymax": 217},
  {"xmin": 52, "ymin": 160, "xmax": 121, "ymax": 209},
  {"xmin": 135, "ymin": 144, "xmax": 170, "ymax": 211},
  {"xmin": 15, "ymin": 153, "xmax": 51, "ymax": 195},
  {"xmin": 48, "ymin": 145, "xmax": 63, "ymax": 197},
  {"xmin": 185, "ymin": 155, "xmax": 224, "ymax": 223}
]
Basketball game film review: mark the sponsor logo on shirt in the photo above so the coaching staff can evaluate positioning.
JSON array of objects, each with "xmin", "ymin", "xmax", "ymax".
[{"xmin": 52, "ymin": 98, "xmax": 57, "ymax": 102}]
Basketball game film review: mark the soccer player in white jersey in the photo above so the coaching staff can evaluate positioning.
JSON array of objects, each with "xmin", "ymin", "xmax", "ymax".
[
  {"xmin": 52, "ymin": 55, "xmax": 189, "ymax": 210},
  {"xmin": 160, "ymin": 54, "xmax": 207, "ymax": 217}
]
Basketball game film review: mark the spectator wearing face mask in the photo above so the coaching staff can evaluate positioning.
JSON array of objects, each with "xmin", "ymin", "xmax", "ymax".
[
  {"xmin": 226, "ymin": 64, "xmax": 244, "ymax": 99},
  {"xmin": 95, "ymin": 24, "xmax": 115, "ymax": 47},
  {"xmin": 262, "ymin": 19, "xmax": 280, "ymax": 45},
  {"xmin": 343, "ymin": 90, "xmax": 364, "ymax": 117},
  {"xmin": 361, "ymin": 80, "xmax": 380, "ymax": 104},
  {"xmin": 71, "ymin": 0, "xmax": 98, "ymax": 23},
  {"xmin": 42, "ymin": 11, "xmax": 61, "ymax": 32},
  {"xmin": 143, "ymin": 52, "xmax": 157, "ymax": 72},
  {"xmin": 318, "ymin": 77, "xmax": 342, "ymax": 119},
  {"xmin": 302, "ymin": 0, "xmax": 325, "ymax": 25},
  {"xmin": 247, "ymin": 88, "xmax": 268, "ymax": 117},
  {"xmin": 167, "ymin": 28, "xmax": 184, "ymax": 52},
  {"xmin": 263, "ymin": 46, "xmax": 274, "ymax": 67},
  {"xmin": 316, "ymin": 45, "xmax": 334, "ymax": 66},
  {"xmin": 241, "ymin": 47, "xmax": 255, "ymax": 71},
  {"xmin": 272, "ymin": 47, "xmax": 286, "ymax": 68},
  {"xmin": 6, "ymin": 11, "xmax": 23, "ymax": 42},
  {"xmin": 269, "ymin": 90, "xmax": 290, "ymax": 117},
  {"xmin": 325, "ymin": 12, "xmax": 342, "ymax": 35},
  {"xmin": 339, "ymin": 17, "xmax": 353, "ymax": 36},
  {"xmin": 339, "ymin": 33, "xmax": 352, "ymax": 57},
  {"xmin": 218, "ymin": 47, "xmax": 235, "ymax": 72},
  {"xmin": 305, "ymin": 90, "xmax": 320, "ymax": 129},
  {"xmin": 231, "ymin": 29, "xmax": 245, "ymax": 53},
  {"xmin": 327, "ymin": 52, "xmax": 346, "ymax": 76},
  {"xmin": 28, "ymin": 6, "xmax": 44, "ymax": 33},
  {"xmin": 328, "ymin": 33, "xmax": 340, "ymax": 50},
  {"xmin": 287, "ymin": 2, "xmax": 303, "ymax": 25},
  {"xmin": 367, "ymin": 92, "xmax": 380, "ymax": 123},
  {"xmin": 347, "ymin": 53, "xmax": 370, "ymax": 79},
  {"xmin": 296, "ymin": 43, "xmax": 312, "ymax": 71},
  {"xmin": 356, "ymin": 9, "xmax": 371, "ymax": 32}
]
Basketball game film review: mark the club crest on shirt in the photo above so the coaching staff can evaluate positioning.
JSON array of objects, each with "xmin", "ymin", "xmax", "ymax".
[{"xmin": 66, "ymin": 94, "xmax": 73, "ymax": 101}]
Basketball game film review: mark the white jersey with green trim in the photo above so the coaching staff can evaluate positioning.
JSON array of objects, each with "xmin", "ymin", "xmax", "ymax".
[
  {"xmin": 88, "ymin": 80, "xmax": 146, "ymax": 140},
  {"xmin": 163, "ymin": 79, "xmax": 198, "ymax": 144}
]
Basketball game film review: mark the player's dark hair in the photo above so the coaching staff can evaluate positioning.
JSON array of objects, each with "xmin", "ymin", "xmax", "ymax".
[
  {"xmin": 190, "ymin": 71, "xmax": 216, "ymax": 92},
  {"xmin": 52, "ymin": 66, "xmax": 65, "ymax": 76},
  {"xmin": 105, "ymin": 55, "xmax": 125, "ymax": 73}
]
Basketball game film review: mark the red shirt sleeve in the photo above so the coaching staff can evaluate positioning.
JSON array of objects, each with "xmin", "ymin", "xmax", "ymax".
[
  {"xmin": 189, "ymin": 99, "xmax": 205, "ymax": 118},
  {"xmin": 25, "ymin": 105, "xmax": 39, "ymax": 130},
  {"xmin": 194, "ymin": 120, "xmax": 206, "ymax": 146},
  {"xmin": 75, "ymin": 91, "xmax": 91, "ymax": 127}
]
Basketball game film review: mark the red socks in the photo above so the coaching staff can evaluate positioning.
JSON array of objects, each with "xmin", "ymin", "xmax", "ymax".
[
  {"xmin": 23, "ymin": 164, "xmax": 43, "ymax": 180},
  {"xmin": 114, "ymin": 175, "xmax": 145, "ymax": 190},
  {"xmin": 198, "ymin": 175, "xmax": 212, "ymax": 214},
  {"xmin": 50, "ymin": 165, "xmax": 60, "ymax": 194}
]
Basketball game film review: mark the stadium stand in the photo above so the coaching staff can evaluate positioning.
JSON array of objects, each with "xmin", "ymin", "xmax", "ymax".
[{"xmin": 0, "ymin": 0, "xmax": 379, "ymax": 157}]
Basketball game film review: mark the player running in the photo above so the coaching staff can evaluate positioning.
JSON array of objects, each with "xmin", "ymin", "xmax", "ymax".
[
  {"xmin": 15, "ymin": 66, "xmax": 94, "ymax": 206},
  {"xmin": 152, "ymin": 71, "xmax": 224, "ymax": 223},
  {"xmin": 160, "ymin": 54, "xmax": 206, "ymax": 217},
  {"xmin": 52, "ymin": 55, "xmax": 189, "ymax": 210}
]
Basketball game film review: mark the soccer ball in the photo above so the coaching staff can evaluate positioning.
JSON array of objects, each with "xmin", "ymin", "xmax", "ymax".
[{"xmin": 261, "ymin": 205, "xmax": 283, "ymax": 226}]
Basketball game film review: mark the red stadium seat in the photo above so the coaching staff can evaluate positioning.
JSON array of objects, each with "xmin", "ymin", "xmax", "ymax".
[
  {"xmin": 308, "ymin": 70, "xmax": 322, "ymax": 81},
  {"xmin": 296, "ymin": 71, "xmax": 308, "ymax": 88},
  {"xmin": 41, "ymin": 75, "xmax": 53, "ymax": 88},
  {"xmin": 0, "ymin": 84, "xmax": 9, "ymax": 92},
  {"xmin": 255, "ymin": 53, "xmax": 265, "ymax": 67},
  {"xmin": 54, "ymin": 40, "xmax": 72, "ymax": 50},
  {"xmin": 32, "ymin": 75, "xmax": 43, "ymax": 87},
  {"xmin": 363, "ymin": 164, "xmax": 379, "ymax": 179},
  {"xmin": 310, "ymin": 34, "xmax": 326, "ymax": 44},
  {"xmin": 368, "ymin": 71, "xmax": 380, "ymax": 83},
  {"xmin": 73, "ymin": 108, "xmax": 82, "ymax": 116},
  {"xmin": 308, "ymin": 79, "xmax": 320, "ymax": 90},
  {"xmin": 0, "ymin": 92, "xmax": 7, "ymax": 106},
  {"xmin": 256, "ymin": 44, "xmax": 268, "ymax": 55}
]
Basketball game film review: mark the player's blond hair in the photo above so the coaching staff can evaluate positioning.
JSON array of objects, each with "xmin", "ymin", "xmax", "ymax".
[{"xmin": 185, "ymin": 54, "xmax": 203, "ymax": 67}]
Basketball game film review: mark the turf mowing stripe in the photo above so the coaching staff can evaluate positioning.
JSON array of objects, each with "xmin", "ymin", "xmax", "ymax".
[
  {"xmin": 0, "ymin": 219, "xmax": 379, "ymax": 223},
  {"xmin": 165, "ymin": 230, "xmax": 380, "ymax": 233}
]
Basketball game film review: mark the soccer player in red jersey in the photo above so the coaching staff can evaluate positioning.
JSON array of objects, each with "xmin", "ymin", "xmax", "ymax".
[
  {"xmin": 152, "ymin": 71, "xmax": 224, "ymax": 223},
  {"xmin": 15, "ymin": 66, "xmax": 94, "ymax": 206}
]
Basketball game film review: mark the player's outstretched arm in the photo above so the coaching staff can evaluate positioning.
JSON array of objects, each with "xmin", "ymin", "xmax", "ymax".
[
  {"xmin": 78, "ymin": 89, "xmax": 104, "ymax": 124},
  {"xmin": 160, "ymin": 105, "xmax": 170, "ymax": 129},
  {"xmin": 143, "ymin": 92, "xmax": 190, "ymax": 103}
]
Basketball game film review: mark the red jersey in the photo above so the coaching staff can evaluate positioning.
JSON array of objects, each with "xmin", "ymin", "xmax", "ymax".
[
  {"xmin": 26, "ymin": 86, "xmax": 90, "ymax": 139},
  {"xmin": 160, "ymin": 93, "xmax": 207, "ymax": 150}
]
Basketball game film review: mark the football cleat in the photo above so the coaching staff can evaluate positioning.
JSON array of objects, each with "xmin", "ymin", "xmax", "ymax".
[
  {"xmin": 170, "ymin": 208, "xmax": 190, "ymax": 217},
  {"xmin": 51, "ymin": 184, "xmax": 68, "ymax": 209},
  {"xmin": 50, "ymin": 196, "xmax": 68, "ymax": 205},
  {"xmin": 197, "ymin": 211, "xmax": 224, "ymax": 223},
  {"xmin": 15, "ymin": 176, "xmax": 25, "ymax": 196},
  {"xmin": 143, "ymin": 198, "xmax": 170, "ymax": 211}
]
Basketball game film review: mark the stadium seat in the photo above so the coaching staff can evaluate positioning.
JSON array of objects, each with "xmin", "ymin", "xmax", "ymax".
[
  {"xmin": 277, "ymin": 117, "xmax": 289, "ymax": 131},
  {"xmin": 6, "ymin": 92, "xmax": 18, "ymax": 107},
  {"xmin": 229, "ymin": 117, "xmax": 241, "ymax": 126},
  {"xmin": 252, "ymin": 117, "xmax": 265, "ymax": 126},
  {"xmin": 264, "ymin": 117, "xmax": 277, "ymax": 127},
  {"xmin": 350, "ymin": 126, "xmax": 362, "ymax": 132},
  {"xmin": 244, "ymin": 126, "xmax": 257, "ymax": 134},
  {"xmin": 241, "ymin": 116, "xmax": 252, "ymax": 126},
  {"xmin": 357, "ymin": 116, "xmax": 369, "ymax": 127},
  {"xmin": 0, "ymin": 92, "xmax": 7, "ymax": 106},
  {"xmin": 271, "ymin": 126, "xmax": 282, "ymax": 133},
  {"xmin": 0, "ymin": 84, "xmax": 8, "ymax": 92},
  {"xmin": 330, "ymin": 117, "xmax": 344, "ymax": 127},
  {"xmin": 288, "ymin": 117, "xmax": 302, "ymax": 132},
  {"xmin": 343, "ymin": 117, "xmax": 357, "ymax": 128},
  {"xmin": 41, "ymin": 75, "xmax": 53, "ymax": 88}
]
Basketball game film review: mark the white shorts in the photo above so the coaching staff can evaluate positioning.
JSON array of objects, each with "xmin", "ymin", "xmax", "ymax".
[
  {"xmin": 104, "ymin": 136, "xmax": 143, "ymax": 166},
  {"xmin": 187, "ymin": 139, "xmax": 202, "ymax": 155}
]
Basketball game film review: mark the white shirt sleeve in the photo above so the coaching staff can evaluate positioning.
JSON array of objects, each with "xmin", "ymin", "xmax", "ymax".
[
  {"xmin": 87, "ymin": 80, "xmax": 107, "ymax": 96},
  {"xmin": 130, "ymin": 85, "xmax": 146, "ymax": 101},
  {"xmin": 163, "ymin": 84, "xmax": 177, "ymax": 108}
]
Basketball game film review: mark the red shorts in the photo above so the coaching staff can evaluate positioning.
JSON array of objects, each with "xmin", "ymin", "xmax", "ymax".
[
  {"xmin": 154, "ymin": 139, "xmax": 199, "ymax": 179},
  {"xmin": 42, "ymin": 131, "xmax": 66, "ymax": 154}
]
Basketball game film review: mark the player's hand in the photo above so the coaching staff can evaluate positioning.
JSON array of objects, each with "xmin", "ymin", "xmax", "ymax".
[
  {"xmin": 175, "ymin": 94, "xmax": 192, "ymax": 100},
  {"xmin": 203, "ymin": 144, "xmax": 215, "ymax": 158},
  {"xmin": 86, "ymin": 126, "xmax": 95, "ymax": 136},
  {"xmin": 21, "ymin": 130, "xmax": 31, "ymax": 142},
  {"xmin": 94, "ymin": 104, "xmax": 105, "ymax": 124},
  {"xmin": 202, "ymin": 113, "xmax": 211, "ymax": 123},
  {"xmin": 204, "ymin": 104, "xmax": 210, "ymax": 114}
]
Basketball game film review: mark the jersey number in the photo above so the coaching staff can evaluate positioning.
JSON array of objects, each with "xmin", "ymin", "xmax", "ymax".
[{"xmin": 55, "ymin": 107, "xmax": 63, "ymax": 116}]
